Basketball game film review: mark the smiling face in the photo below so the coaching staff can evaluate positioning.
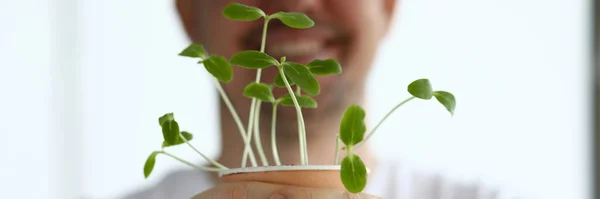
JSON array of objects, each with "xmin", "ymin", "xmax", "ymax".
[{"xmin": 177, "ymin": 0, "xmax": 396, "ymax": 134}]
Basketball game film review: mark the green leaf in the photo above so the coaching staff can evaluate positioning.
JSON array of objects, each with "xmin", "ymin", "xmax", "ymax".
[
  {"xmin": 161, "ymin": 120, "xmax": 180, "ymax": 146},
  {"xmin": 306, "ymin": 59, "xmax": 342, "ymax": 75},
  {"xmin": 274, "ymin": 72, "xmax": 295, "ymax": 87},
  {"xmin": 270, "ymin": 12, "xmax": 315, "ymax": 29},
  {"xmin": 243, "ymin": 83, "xmax": 275, "ymax": 102},
  {"xmin": 222, "ymin": 3, "xmax": 265, "ymax": 21},
  {"xmin": 230, "ymin": 50, "xmax": 279, "ymax": 69},
  {"xmin": 282, "ymin": 62, "xmax": 320, "ymax": 96},
  {"xmin": 339, "ymin": 105, "xmax": 366, "ymax": 146},
  {"xmin": 407, "ymin": 78, "xmax": 433, "ymax": 100},
  {"xmin": 158, "ymin": 113, "xmax": 174, "ymax": 126},
  {"xmin": 162, "ymin": 131, "xmax": 194, "ymax": 148},
  {"xmin": 278, "ymin": 94, "xmax": 317, "ymax": 108},
  {"xmin": 340, "ymin": 155, "xmax": 368, "ymax": 193},
  {"xmin": 144, "ymin": 151, "xmax": 160, "ymax": 178},
  {"xmin": 179, "ymin": 43, "xmax": 207, "ymax": 59},
  {"xmin": 433, "ymin": 91, "xmax": 456, "ymax": 115},
  {"xmin": 202, "ymin": 55, "xmax": 233, "ymax": 82}
]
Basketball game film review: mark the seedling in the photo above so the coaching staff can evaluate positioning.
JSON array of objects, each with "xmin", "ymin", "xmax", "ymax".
[{"xmin": 143, "ymin": 2, "xmax": 456, "ymax": 194}]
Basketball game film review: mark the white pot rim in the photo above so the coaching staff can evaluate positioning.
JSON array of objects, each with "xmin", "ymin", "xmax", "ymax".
[{"xmin": 218, "ymin": 165, "xmax": 341, "ymax": 177}]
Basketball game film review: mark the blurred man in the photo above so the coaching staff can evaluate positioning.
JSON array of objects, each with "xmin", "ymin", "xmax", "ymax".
[{"xmin": 125, "ymin": 0, "xmax": 513, "ymax": 198}]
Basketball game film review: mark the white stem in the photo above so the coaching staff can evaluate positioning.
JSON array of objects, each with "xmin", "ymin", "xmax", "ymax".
[
  {"xmin": 253, "ymin": 101, "xmax": 269, "ymax": 166},
  {"xmin": 355, "ymin": 97, "xmax": 416, "ymax": 151},
  {"xmin": 180, "ymin": 134, "xmax": 229, "ymax": 170},
  {"xmin": 334, "ymin": 135, "xmax": 341, "ymax": 165},
  {"xmin": 242, "ymin": 98, "xmax": 257, "ymax": 167},
  {"xmin": 295, "ymin": 86, "xmax": 307, "ymax": 164},
  {"xmin": 271, "ymin": 103, "xmax": 282, "ymax": 165},
  {"xmin": 279, "ymin": 67, "xmax": 308, "ymax": 165},
  {"xmin": 241, "ymin": 17, "xmax": 272, "ymax": 167},
  {"xmin": 160, "ymin": 151, "xmax": 223, "ymax": 172},
  {"xmin": 213, "ymin": 78, "xmax": 257, "ymax": 167}
]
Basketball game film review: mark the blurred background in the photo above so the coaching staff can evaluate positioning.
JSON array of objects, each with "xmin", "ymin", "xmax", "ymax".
[{"xmin": 0, "ymin": 0, "xmax": 594, "ymax": 198}]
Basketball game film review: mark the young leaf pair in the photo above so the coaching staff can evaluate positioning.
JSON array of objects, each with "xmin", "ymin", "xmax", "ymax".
[
  {"xmin": 223, "ymin": 3, "xmax": 314, "ymax": 29},
  {"xmin": 179, "ymin": 44, "xmax": 234, "ymax": 83},
  {"xmin": 337, "ymin": 78, "xmax": 456, "ymax": 193},
  {"xmin": 407, "ymin": 79, "xmax": 456, "ymax": 115},
  {"xmin": 145, "ymin": 112, "xmax": 231, "ymax": 179},
  {"xmin": 145, "ymin": 113, "xmax": 196, "ymax": 178},
  {"xmin": 156, "ymin": 113, "xmax": 196, "ymax": 147}
]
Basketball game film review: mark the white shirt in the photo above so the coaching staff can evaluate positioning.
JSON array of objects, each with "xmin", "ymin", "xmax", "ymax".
[{"xmin": 122, "ymin": 159, "xmax": 518, "ymax": 199}]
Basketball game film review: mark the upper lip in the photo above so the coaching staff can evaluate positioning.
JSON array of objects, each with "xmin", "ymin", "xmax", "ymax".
[{"xmin": 242, "ymin": 20, "xmax": 340, "ymax": 54}]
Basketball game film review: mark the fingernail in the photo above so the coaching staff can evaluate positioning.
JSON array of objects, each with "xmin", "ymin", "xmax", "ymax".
[{"xmin": 270, "ymin": 193, "xmax": 288, "ymax": 199}]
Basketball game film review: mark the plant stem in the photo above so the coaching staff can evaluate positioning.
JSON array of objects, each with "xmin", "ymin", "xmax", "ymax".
[
  {"xmin": 242, "ymin": 100, "xmax": 256, "ymax": 167},
  {"xmin": 253, "ymin": 101, "xmax": 269, "ymax": 166},
  {"xmin": 334, "ymin": 135, "xmax": 341, "ymax": 165},
  {"xmin": 180, "ymin": 134, "xmax": 229, "ymax": 170},
  {"xmin": 213, "ymin": 78, "xmax": 257, "ymax": 167},
  {"xmin": 278, "ymin": 67, "xmax": 308, "ymax": 165},
  {"xmin": 295, "ymin": 86, "xmax": 307, "ymax": 164},
  {"xmin": 241, "ymin": 17, "xmax": 271, "ymax": 167},
  {"xmin": 271, "ymin": 103, "xmax": 282, "ymax": 166},
  {"xmin": 355, "ymin": 96, "xmax": 416, "ymax": 151},
  {"xmin": 160, "ymin": 151, "xmax": 223, "ymax": 172}
]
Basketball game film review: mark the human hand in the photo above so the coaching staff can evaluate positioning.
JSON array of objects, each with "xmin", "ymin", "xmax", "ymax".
[{"xmin": 192, "ymin": 181, "xmax": 382, "ymax": 199}]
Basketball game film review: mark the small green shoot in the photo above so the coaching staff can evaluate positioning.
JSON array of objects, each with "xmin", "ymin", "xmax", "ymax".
[
  {"xmin": 162, "ymin": 131, "xmax": 193, "ymax": 148},
  {"xmin": 433, "ymin": 91, "xmax": 456, "ymax": 115},
  {"xmin": 178, "ymin": 43, "xmax": 207, "ymax": 59},
  {"xmin": 269, "ymin": 12, "xmax": 315, "ymax": 29},
  {"xmin": 278, "ymin": 93, "xmax": 317, "ymax": 108},
  {"xmin": 407, "ymin": 78, "xmax": 433, "ymax": 100},
  {"xmin": 340, "ymin": 155, "xmax": 368, "ymax": 193},
  {"xmin": 281, "ymin": 62, "xmax": 320, "ymax": 96},
  {"xmin": 144, "ymin": 151, "xmax": 160, "ymax": 178},
  {"xmin": 160, "ymin": 119, "xmax": 180, "ymax": 146},
  {"xmin": 222, "ymin": 3, "xmax": 265, "ymax": 21},
  {"xmin": 243, "ymin": 83, "xmax": 275, "ymax": 102},
  {"xmin": 338, "ymin": 105, "xmax": 368, "ymax": 193},
  {"xmin": 230, "ymin": 50, "xmax": 279, "ymax": 69},
  {"xmin": 306, "ymin": 59, "xmax": 342, "ymax": 75},
  {"xmin": 339, "ymin": 105, "xmax": 367, "ymax": 146},
  {"xmin": 202, "ymin": 56, "xmax": 233, "ymax": 83}
]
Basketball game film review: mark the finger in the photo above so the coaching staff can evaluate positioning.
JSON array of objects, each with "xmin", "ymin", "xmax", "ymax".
[
  {"xmin": 271, "ymin": 186, "xmax": 383, "ymax": 199},
  {"xmin": 192, "ymin": 181, "xmax": 285, "ymax": 199}
]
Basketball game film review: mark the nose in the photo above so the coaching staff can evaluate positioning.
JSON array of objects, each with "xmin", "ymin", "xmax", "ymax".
[{"xmin": 259, "ymin": 0, "xmax": 321, "ymax": 15}]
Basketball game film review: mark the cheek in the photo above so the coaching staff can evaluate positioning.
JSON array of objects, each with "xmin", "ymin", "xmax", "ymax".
[
  {"xmin": 326, "ymin": 0, "xmax": 385, "ymax": 34},
  {"xmin": 326, "ymin": 0, "xmax": 387, "ymax": 79},
  {"xmin": 200, "ymin": 2, "xmax": 255, "ymax": 57}
]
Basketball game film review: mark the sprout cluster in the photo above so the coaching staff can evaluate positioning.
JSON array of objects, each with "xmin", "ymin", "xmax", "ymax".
[{"xmin": 143, "ymin": 3, "xmax": 456, "ymax": 193}]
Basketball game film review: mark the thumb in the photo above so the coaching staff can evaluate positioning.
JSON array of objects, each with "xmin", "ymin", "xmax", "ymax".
[{"xmin": 270, "ymin": 187, "xmax": 383, "ymax": 199}]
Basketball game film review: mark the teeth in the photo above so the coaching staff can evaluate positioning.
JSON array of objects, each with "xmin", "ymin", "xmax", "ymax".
[{"xmin": 268, "ymin": 41, "xmax": 321, "ymax": 58}]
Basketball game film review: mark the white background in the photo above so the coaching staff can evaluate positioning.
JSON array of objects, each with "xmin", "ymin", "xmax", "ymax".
[{"xmin": 0, "ymin": 0, "xmax": 592, "ymax": 199}]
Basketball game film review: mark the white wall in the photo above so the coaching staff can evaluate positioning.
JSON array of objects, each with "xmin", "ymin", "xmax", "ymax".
[
  {"xmin": 0, "ymin": 0, "xmax": 592, "ymax": 199},
  {"xmin": 0, "ymin": 0, "xmax": 56, "ymax": 198},
  {"xmin": 368, "ymin": 1, "xmax": 591, "ymax": 199},
  {"xmin": 78, "ymin": 0, "xmax": 220, "ymax": 198}
]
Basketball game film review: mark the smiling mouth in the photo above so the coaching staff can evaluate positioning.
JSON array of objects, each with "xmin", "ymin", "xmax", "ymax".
[
  {"xmin": 268, "ymin": 40, "xmax": 322, "ymax": 59},
  {"xmin": 242, "ymin": 20, "xmax": 344, "ymax": 65}
]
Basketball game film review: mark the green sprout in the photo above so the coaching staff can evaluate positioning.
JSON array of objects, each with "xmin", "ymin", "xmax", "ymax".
[{"xmin": 142, "ymin": 2, "xmax": 456, "ymax": 194}]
